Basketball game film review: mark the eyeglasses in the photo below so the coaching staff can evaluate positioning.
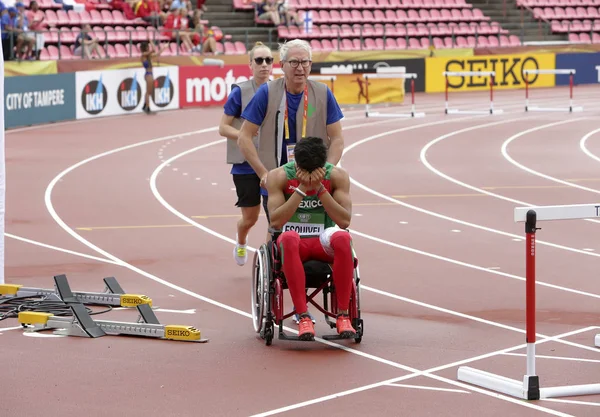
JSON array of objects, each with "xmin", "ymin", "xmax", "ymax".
[
  {"xmin": 286, "ymin": 59, "xmax": 312, "ymax": 68},
  {"xmin": 254, "ymin": 57, "xmax": 273, "ymax": 65}
]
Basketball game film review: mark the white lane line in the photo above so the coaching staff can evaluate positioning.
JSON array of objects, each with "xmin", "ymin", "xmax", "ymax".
[
  {"xmin": 502, "ymin": 353, "xmax": 600, "ymax": 364},
  {"xmin": 39, "ymin": 98, "xmax": 598, "ymax": 416},
  {"xmin": 386, "ymin": 383, "xmax": 471, "ymax": 394},
  {"xmin": 342, "ymin": 118, "xmax": 600, "ymax": 260},
  {"xmin": 502, "ymin": 124, "xmax": 600, "ymax": 196},
  {"xmin": 580, "ymin": 128, "xmax": 600, "ymax": 165},
  {"xmin": 249, "ymin": 326, "xmax": 594, "ymax": 417},
  {"xmin": 5, "ymin": 233, "xmax": 118, "ymax": 265},
  {"xmin": 542, "ymin": 398, "xmax": 600, "ymax": 407},
  {"xmin": 150, "ymin": 133, "xmax": 596, "ymax": 416}
]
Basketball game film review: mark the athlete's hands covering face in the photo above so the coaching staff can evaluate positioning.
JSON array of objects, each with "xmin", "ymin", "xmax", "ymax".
[{"xmin": 297, "ymin": 167, "xmax": 325, "ymax": 191}]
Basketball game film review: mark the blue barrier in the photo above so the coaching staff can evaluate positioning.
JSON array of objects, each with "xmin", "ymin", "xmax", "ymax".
[
  {"xmin": 5, "ymin": 73, "xmax": 77, "ymax": 129},
  {"xmin": 555, "ymin": 52, "xmax": 600, "ymax": 86}
]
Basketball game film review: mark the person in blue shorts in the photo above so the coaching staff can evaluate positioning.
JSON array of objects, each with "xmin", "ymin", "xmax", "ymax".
[
  {"xmin": 237, "ymin": 38, "xmax": 345, "ymax": 321},
  {"xmin": 219, "ymin": 42, "xmax": 274, "ymax": 266}
]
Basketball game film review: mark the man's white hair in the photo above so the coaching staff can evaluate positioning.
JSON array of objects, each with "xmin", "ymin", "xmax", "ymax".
[{"xmin": 279, "ymin": 39, "xmax": 312, "ymax": 61}]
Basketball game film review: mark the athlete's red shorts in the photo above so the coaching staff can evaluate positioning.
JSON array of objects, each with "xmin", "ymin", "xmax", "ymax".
[{"xmin": 276, "ymin": 229, "xmax": 354, "ymax": 315}]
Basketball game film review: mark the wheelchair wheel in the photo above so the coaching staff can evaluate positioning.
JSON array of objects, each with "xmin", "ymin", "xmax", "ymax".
[
  {"xmin": 351, "ymin": 265, "xmax": 363, "ymax": 344},
  {"xmin": 251, "ymin": 244, "xmax": 270, "ymax": 334}
]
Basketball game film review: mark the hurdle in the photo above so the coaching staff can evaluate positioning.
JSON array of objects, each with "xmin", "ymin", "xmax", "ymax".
[
  {"xmin": 363, "ymin": 67, "xmax": 425, "ymax": 118},
  {"xmin": 271, "ymin": 67, "xmax": 340, "ymax": 93},
  {"xmin": 457, "ymin": 203, "xmax": 600, "ymax": 400},
  {"xmin": 524, "ymin": 69, "xmax": 583, "ymax": 113},
  {"xmin": 443, "ymin": 71, "xmax": 503, "ymax": 115}
]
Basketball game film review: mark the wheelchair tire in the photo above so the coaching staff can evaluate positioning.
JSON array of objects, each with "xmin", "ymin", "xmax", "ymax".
[
  {"xmin": 352, "ymin": 266, "xmax": 363, "ymax": 344},
  {"xmin": 251, "ymin": 244, "xmax": 270, "ymax": 334}
]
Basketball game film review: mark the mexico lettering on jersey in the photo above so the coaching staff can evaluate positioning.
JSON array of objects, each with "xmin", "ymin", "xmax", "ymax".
[{"xmin": 282, "ymin": 161, "xmax": 336, "ymax": 238}]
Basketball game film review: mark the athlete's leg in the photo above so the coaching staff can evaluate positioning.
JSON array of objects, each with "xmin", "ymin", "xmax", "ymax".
[
  {"xmin": 232, "ymin": 174, "xmax": 261, "ymax": 266},
  {"xmin": 277, "ymin": 232, "xmax": 320, "ymax": 340},
  {"xmin": 320, "ymin": 228, "xmax": 356, "ymax": 337},
  {"xmin": 237, "ymin": 206, "xmax": 260, "ymax": 245}
]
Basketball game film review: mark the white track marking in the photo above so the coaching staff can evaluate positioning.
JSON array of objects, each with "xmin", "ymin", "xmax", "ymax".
[
  {"xmin": 37, "ymin": 100, "xmax": 598, "ymax": 416},
  {"xmin": 503, "ymin": 353, "xmax": 600, "ymax": 364},
  {"xmin": 386, "ymin": 384, "xmax": 470, "ymax": 394},
  {"xmin": 580, "ymin": 128, "xmax": 600, "ymax": 164},
  {"xmin": 542, "ymin": 398, "xmax": 600, "ymax": 407},
  {"xmin": 151, "ymin": 134, "xmax": 598, "ymax": 416},
  {"xmin": 5, "ymin": 233, "xmax": 118, "ymax": 265},
  {"xmin": 501, "ymin": 122, "xmax": 600, "ymax": 203},
  {"xmin": 343, "ymin": 119, "xmax": 600, "ymax": 259},
  {"xmin": 250, "ymin": 326, "xmax": 594, "ymax": 417},
  {"xmin": 0, "ymin": 326, "xmax": 25, "ymax": 334}
]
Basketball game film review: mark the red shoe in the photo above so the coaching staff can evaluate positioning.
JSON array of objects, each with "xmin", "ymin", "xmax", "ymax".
[
  {"xmin": 336, "ymin": 314, "xmax": 356, "ymax": 339},
  {"xmin": 298, "ymin": 315, "xmax": 315, "ymax": 341}
]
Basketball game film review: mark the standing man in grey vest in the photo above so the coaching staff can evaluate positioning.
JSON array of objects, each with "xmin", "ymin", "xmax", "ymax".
[
  {"xmin": 219, "ymin": 42, "xmax": 274, "ymax": 266},
  {"xmin": 237, "ymin": 38, "xmax": 345, "ymax": 224}
]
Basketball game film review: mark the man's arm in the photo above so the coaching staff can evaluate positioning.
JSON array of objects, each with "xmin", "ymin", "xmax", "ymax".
[
  {"xmin": 239, "ymin": 84, "xmax": 269, "ymax": 184},
  {"xmin": 318, "ymin": 167, "xmax": 352, "ymax": 229},
  {"xmin": 238, "ymin": 120, "xmax": 268, "ymax": 181},
  {"xmin": 266, "ymin": 168, "xmax": 305, "ymax": 229},
  {"xmin": 218, "ymin": 114, "xmax": 240, "ymax": 140},
  {"xmin": 219, "ymin": 88, "xmax": 242, "ymax": 140},
  {"xmin": 326, "ymin": 121, "xmax": 344, "ymax": 165}
]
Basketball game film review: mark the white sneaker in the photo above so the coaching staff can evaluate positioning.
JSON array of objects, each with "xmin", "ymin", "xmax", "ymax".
[{"xmin": 233, "ymin": 242, "xmax": 248, "ymax": 266}]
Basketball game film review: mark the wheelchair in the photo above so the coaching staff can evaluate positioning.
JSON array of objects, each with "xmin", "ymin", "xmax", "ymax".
[{"xmin": 251, "ymin": 228, "xmax": 364, "ymax": 346}]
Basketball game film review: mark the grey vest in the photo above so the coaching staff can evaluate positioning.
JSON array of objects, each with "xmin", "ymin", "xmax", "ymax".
[
  {"xmin": 257, "ymin": 78, "xmax": 329, "ymax": 171},
  {"xmin": 226, "ymin": 79, "xmax": 259, "ymax": 164}
]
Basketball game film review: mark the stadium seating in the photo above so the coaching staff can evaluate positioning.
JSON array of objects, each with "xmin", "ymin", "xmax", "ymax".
[
  {"xmin": 240, "ymin": 0, "xmax": 521, "ymax": 49},
  {"xmin": 19, "ymin": 0, "xmax": 245, "ymax": 60},
  {"xmin": 517, "ymin": 0, "xmax": 600, "ymax": 43}
]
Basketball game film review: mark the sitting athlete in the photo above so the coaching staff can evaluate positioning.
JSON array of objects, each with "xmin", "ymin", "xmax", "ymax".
[{"xmin": 266, "ymin": 136, "xmax": 356, "ymax": 341}]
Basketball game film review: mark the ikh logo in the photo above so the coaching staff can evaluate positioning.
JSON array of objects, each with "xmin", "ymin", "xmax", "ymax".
[
  {"xmin": 117, "ymin": 75, "xmax": 141, "ymax": 111},
  {"xmin": 153, "ymin": 72, "xmax": 174, "ymax": 108},
  {"xmin": 81, "ymin": 75, "xmax": 108, "ymax": 115}
]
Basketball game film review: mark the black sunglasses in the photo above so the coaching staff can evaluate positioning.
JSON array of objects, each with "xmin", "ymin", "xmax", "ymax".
[{"xmin": 254, "ymin": 57, "xmax": 273, "ymax": 65}]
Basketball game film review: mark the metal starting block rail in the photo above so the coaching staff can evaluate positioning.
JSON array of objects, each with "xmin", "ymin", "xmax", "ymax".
[
  {"xmin": 0, "ymin": 274, "xmax": 152, "ymax": 308},
  {"xmin": 16, "ymin": 275, "xmax": 208, "ymax": 343}
]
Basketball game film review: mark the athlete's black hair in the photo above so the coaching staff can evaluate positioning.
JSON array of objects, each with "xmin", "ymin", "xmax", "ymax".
[
  {"xmin": 140, "ymin": 41, "xmax": 149, "ymax": 53},
  {"xmin": 294, "ymin": 136, "xmax": 327, "ymax": 172}
]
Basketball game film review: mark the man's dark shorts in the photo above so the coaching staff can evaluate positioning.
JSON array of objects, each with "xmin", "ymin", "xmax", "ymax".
[{"xmin": 232, "ymin": 174, "xmax": 270, "ymax": 224}]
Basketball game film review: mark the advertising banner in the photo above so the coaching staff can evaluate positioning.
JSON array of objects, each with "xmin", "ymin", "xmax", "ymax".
[
  {"xmin": 75, "ymin": 66, "xmax": 179, "ymax": 119},
  {"xmin": 555, "ymin": 52, "xmax": 600, "ymax": 86},
  {"xmin": 179, "ymin": 64, "xmax": 405, "ymax": 107},
  {"xmin": 311, "ymin": 58, "xmax": 426, "ymax": 92},
  {"xmin": 5, "ymin": 73, "xmax": 76, "ymax": 129},
  {"xmin": 425, "ymin": 53, "xmax": 556, "ymax": 93},
  {"xmin": 179, "ymin": 65, "xmax": 253, "ymax": 108}
]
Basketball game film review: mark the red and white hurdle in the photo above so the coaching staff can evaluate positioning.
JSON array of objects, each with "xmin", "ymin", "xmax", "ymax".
[
  {"xmin": 458, "ymin": 203, "xmax": 600, "ymax": 400},
  {"xmin": 363, "ymin": 67, "xmax": 425, "ymax": 118},
  {"xmin": 524, "ymin": 68, "xmax": 583, "ymax": 113},
  {"xmin": 443, "ymin": 70, "xmax": 503, "ymax": 115}
]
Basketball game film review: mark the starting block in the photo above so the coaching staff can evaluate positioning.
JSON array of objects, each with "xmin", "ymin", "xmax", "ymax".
[
  {"xmin": 0, "ymin": 274, "xmax": 152, "ymax": 308},
  {"xmin": 17, "ymin": 275, "xmax": 208, "ymax": 343}
]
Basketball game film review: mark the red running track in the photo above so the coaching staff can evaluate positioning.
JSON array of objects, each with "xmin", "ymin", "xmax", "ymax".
[{"xmin": 3, "ymin": 86, "xmax": 600, "ymax": 417}]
